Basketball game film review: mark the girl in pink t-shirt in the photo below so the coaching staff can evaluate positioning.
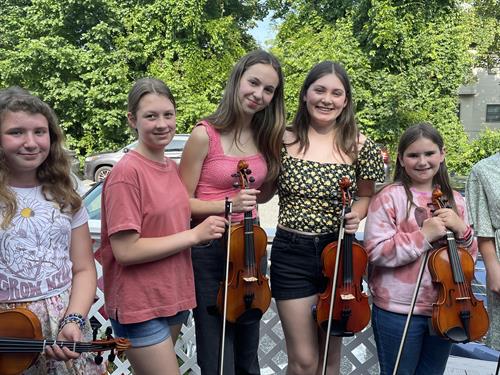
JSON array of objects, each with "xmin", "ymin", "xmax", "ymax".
[
  {"xmin": 364, "ymin": 123, "xmax": 478, "ymax": 374},
  {"xmin": 179, "ymin": 50, "xmax": 286, "ymax": 375},
  {"xmin": 100, "ymin": 78, "xmax": 226, "ymax": 375}
]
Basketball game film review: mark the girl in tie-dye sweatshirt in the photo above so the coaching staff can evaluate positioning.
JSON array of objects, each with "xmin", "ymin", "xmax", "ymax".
[{"xmin": 364, "ymin": 123, "xmax": 477, "ymax": 375}]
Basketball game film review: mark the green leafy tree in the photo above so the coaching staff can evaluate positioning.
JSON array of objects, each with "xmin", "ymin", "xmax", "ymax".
[
  {"xmin": 268, "ymin": 0, "xmax": 486, "ymax": 175},
  {"xmin": 0, "ymin": 0, "xmax": 261, "ymax": 162}
]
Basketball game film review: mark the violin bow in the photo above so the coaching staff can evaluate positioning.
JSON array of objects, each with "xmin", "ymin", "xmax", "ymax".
[
  {"xmin": 392, "ymin": 250, "xmax": 430, "ymax": 374},
  {"xmin": 218, "ymin": 197, "xmax": 232, "ymax": 375},
  {"xmin": 320, "ymin": 177, "xmax": 351, "ymax": 375},
  {"xmin": 393, "ymin": 189, "xmax": 443, "ymax": 374}
]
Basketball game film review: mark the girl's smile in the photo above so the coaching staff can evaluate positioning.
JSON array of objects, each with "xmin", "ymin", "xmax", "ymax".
[
  {"xmin": 128, "ymin": 93, "xmax": 176, "ymax": 161},
  {"xmin": 238, "ymin": 63, "xmax": 279, "ymax": 118},
  {"xmin": 399, "ymin": 137, "xmax": 445, "ymax": 191},
  {"xmin": 0, "ymin": 110, "xmax": 50, "ymax": 186},
  {"xmin": 304, "ymin": 73, "xmax": 347, "ymax": 128}
]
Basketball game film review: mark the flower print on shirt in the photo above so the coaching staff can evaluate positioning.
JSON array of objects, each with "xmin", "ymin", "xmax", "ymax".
[{"xmin": 0, "ymin": 190, "xmax": 74, "ymax": 302}]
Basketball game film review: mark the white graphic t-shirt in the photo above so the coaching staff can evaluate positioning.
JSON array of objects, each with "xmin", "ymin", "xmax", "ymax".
[{"xmin": 0, "ymin": 186, "xmax": 88, "ymax": 302}]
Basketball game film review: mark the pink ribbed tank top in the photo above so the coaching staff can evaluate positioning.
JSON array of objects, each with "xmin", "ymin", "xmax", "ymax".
[{"xmin": 194, "ymin": 121, "xmax": 268, "ymax": 222}]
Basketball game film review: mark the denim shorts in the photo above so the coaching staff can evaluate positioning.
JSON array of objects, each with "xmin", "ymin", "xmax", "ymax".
[
  {"xmin": 270, "ymin": 226, "xmax": 338, "ymax": 300},
  {"xmin": 110, "ymin": 310, "xmax": 189, "ymax": 348}
]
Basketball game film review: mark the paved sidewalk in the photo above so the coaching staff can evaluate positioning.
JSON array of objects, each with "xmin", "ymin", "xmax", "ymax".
[{"xmin": 445, "ymin": 355, "xmax": 498, "ymax": 374}]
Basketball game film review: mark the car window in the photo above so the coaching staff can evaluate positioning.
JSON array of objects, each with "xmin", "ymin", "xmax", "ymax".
[
  {"xmin": 166, "ymin": 138, "xmax": 187, "ymax": 151},
  {"xmin": 83, "ymin": 182, "xmax": 102, "ymax": 220}
]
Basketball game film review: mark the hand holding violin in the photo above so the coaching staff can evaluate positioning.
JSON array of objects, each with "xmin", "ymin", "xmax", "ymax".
[
  {"xmin": 45, "ymin": 323, "xmax": 81, "ymax": 361},
  {"xmin": 421, "ymin": 216, "xmax": 448, "ymax": 243},
  {"xmin": 433, "ymin": 208, "xmax": 468, "ymax": 238},
  {"xmin": 343, "ymin": 211, "xmax": 361, "ymax": 234},
  {"xmin": 230, "ymin": 188, "xmax": 260, "ymax": 213}
]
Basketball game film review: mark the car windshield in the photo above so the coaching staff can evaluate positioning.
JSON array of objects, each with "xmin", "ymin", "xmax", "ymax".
[{"xmin": 83, "ymin": 182, "xmax": 102, "ymax": 220}]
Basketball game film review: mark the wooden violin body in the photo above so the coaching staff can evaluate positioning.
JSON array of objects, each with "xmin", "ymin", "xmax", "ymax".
[
  {"xmin": 0, "ymin": 308, "xmax": 130, "ymax": 375},
  {"xmin": 317, "ymin": 235, "xmax": 370, "ymax": 336},
  {"xmin": 216, "ymin": 160, "xmax": 271, "ymax": 324},
  {"xmin": 427, "ymin": 186, "xmax": 489, "ymax": 343},
  {"xmin": 315, "ymin": 176, "xmax": 370, "ymax": 337},
  {"xmin": 217, "ymin": 222, "xmax": 271, "ymax": 324},
  {"xmin": 429, "ymin": 244, "xmax": 489, "ymax": 342}
]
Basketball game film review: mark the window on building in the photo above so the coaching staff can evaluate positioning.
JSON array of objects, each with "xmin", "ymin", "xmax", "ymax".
[{"xmin": 486, "ymin": 104, "xmax": 500, "ymax": 122}]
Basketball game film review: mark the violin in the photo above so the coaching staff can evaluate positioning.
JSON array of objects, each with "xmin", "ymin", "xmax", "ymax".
[
  {"xmin": 0, "ymin": 307, "xmax": 130, "ymax": 375},
  {"xmin": 315, "ymin": 176, "xmax": 370, "ymax": 337},
  {"xmin": 216, "ymin": 160, "xmax": 271, "ymax": 324},
  {"xmin": 428, "ymin": 185, "xmax": 489, "ymax": 342}
]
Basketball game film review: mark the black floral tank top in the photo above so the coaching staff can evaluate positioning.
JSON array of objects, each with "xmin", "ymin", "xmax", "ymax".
[{"xmin": 277, "ymin": 138, "xmax": 385, "ymax": 233}]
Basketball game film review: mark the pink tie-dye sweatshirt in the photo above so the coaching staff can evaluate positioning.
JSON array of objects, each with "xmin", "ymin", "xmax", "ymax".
[{"xmin": 364, "ymin": 184, "xmax": 478, "ymax": 316}]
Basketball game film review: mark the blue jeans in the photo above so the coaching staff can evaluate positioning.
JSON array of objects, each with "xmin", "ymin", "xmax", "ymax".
[
  {"xmin": 109, "ymin": 310, "xmax": 189, "ymax": 348},
  {"xmin": 191, "ymin": 239, "xmax": 261, "ymax": 375},
  {"xmin": 371, "ymin": 305, "xmax": 452, "ymax": 375}
]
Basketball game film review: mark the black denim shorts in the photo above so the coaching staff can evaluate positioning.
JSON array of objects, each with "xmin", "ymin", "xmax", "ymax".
[{"xmin": 270, "ymin": 227, "xmax": 338, "ymax": 300}]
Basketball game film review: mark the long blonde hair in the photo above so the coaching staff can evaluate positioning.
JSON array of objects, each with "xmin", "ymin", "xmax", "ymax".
[
  {"xmin": 0, "ymin": 87, "xmax": 81, "ymax": 229},
  {"xmin": 204, "ymin": 50, "xmax": 286, "ymax": 182}
]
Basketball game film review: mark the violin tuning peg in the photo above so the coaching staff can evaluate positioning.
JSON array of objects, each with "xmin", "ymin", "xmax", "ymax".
[
  {"xmin": 249, "ymin": 176, "xmax": 255, "ymax": 183},
  {"xmin": 246, "ymin": 169, "xmax": 252, "ymax": 175},
  {"xmin": 233, "ymin": 182, "xmax": 240, "ymax": 188},
  {"xmin": 94, "ymin": 353, "xmax": 103, "ymax": 365},
  {"xmin": 105, "ymin": 326, "xmax": 113, "ymax": 338},
  {"xmin": 231, "ymin": 173, "xmax": 239, "ymax": 178},
  {"xmin": 108, "ymin": 351, "xmax": 116, "ymax": 362}
]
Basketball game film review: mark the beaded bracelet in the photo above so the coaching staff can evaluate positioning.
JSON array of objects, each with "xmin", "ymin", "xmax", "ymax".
[
  {"xmin": 457, "ymin": 226, "xmax": 472, "ymax": 243},
  {"xmin": 59, "ymin": 313, "xmax": 86, "ymax": 331}
]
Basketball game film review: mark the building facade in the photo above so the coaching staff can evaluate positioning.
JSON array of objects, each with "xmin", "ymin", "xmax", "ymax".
[{"xmin": 459, "ymin": 67, "xmax": 500, "ymax": 139}]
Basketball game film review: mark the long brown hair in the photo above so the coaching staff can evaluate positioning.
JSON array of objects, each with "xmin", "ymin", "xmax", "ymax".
[
  {"xmin": 0, "ymin": 87, "xmax": 81, "ymax": 229},
  {"xmin": 394, "ymin": 122, "xmax": 457, "ymax": 216},
  {"xmin": 289, "ymin": 61, "xmax": 358, "ymax": 162},
  {"xmin": 204, "ymin": 50, "xmax": 286, "ymax": 182}
]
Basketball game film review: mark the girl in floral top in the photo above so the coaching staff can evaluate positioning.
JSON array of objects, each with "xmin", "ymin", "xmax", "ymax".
[{"xmin": 270, "ymin": 61, "xmax": 384, "ymax": 375}]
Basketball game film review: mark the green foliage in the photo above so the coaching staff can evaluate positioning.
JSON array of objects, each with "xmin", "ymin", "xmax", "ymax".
[
  {"xmin": 0, "ymin": 0, "xmax": 259, "ymax": 163},
  {"xmin": 1, "ymin": 0, "xmax": 497, "ymax": 179},
  {"xmin": 268, "ymin": 0, "xmax": 491, "ymax": 176},
  {"xmin": 456, "ymin": 128, "xmax": 500, "ymax": 174}
]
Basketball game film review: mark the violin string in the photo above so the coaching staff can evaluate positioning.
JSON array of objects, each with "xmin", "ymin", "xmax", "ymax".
[
  {"xmin": 449, "ymin": 234, "xmax": 468, "ymax": 311},
  {"xmin": 0, "ymin": 338, "xmax": 113, "ymax": 351}
]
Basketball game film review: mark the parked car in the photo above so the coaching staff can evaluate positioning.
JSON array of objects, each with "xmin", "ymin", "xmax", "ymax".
[
  {"xmin": 71, "ymin": 171, "xmax": 90, "ymax": 196},
  {"xmin": 84, "ymin": 134, "xmax": 189, "ymax": 181}
]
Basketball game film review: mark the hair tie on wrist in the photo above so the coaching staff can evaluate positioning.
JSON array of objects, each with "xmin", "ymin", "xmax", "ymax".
[{"xmin": 59, "ymin": 313, "xmax": 86, "ymax": 331}]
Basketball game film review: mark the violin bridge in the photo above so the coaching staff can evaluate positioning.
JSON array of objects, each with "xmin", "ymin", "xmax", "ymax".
[
  {"xmin": 456, "ymin": 297, "xmax": 471, "ymax": 301},
  {"xmin": 340, "ymin": 293, "xmax": 355, "ymax": 301},
  {"xmin": 243, "ymin": 276, "xmax": 258, "ymax": 282}
]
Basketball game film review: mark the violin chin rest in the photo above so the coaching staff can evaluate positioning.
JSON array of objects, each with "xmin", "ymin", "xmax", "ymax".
[
  {"xmin": 444, "ymin": 327, "xmax": 468, "ymax": 343},
  {"xmin": 236, "ymin": 309, "xmax": 263, "ymax": 325}
]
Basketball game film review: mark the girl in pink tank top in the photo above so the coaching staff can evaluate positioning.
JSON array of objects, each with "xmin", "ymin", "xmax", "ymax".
[{"xmin": 179, "ymin": 50, "xmax": 286, "ymax": 375}]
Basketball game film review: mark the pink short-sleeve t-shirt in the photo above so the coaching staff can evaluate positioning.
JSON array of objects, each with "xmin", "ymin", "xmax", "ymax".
[{"xmin": 100, "ymin": 151, "xmax": 195, "ymax": 324}]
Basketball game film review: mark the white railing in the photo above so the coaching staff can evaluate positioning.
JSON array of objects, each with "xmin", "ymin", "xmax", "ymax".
[{"xmin": 88, "ymin": 236, "xmax": 489, "ymax": 374}]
